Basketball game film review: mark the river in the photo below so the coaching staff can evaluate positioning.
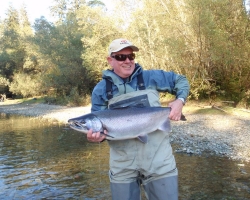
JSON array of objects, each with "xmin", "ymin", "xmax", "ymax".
[{"xmin": 0, "ymin": 113, "xmax": 249, "ymax": 199}]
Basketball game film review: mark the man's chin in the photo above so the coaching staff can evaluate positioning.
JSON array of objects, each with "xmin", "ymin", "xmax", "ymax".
[{"xmin": 123, "ymin": 71, "xmax": 133, "ymax": 77}]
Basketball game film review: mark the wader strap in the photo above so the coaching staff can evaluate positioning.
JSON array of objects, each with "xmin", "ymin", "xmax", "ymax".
[
  {"xmin": 105, "ymin": 79, "xmax": 113, "ymax": 100},
  {"xmin": 105, "ymin": 73, "xmax": 145, "ymax": 100},
  {"xmin": 137, "ymin": 72, "xmax": 145, "ymax": 90}
]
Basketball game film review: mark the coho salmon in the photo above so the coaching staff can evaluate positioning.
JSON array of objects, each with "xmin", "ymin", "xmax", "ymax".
[{"xmin": 68, "ymin": 106, "xmax": 171, "ymax": 143}]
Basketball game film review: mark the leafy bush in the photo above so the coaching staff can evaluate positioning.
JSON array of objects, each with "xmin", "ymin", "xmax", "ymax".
[
  {"xmin": 65, "ymin": 87, "xmax": 91, "ymax": 106},
  {"xmin": 9, "ymin": 73, "xmax": 45, "ymax": 97}
]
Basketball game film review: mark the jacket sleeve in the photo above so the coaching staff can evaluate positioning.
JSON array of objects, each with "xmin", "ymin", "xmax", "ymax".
[
  {"xmin": 91, "ymin": 81, "xmax": 108, "ymax": 112},
  {"xmin": 172, "ymin": 73, "xmax": 190, "ymax": 100},
  {"xmin": 143, "ymin": 70, "xmax": 190, "ymax": 101}
]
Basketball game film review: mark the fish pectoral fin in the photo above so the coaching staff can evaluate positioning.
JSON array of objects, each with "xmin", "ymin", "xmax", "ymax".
[
  {"xmin": 158, "ymin": 119, "xmax": 171, "ymax": 132},
  {"xmin": 137, "ymin": 135, "xmax": 148, "ymax": 143},
  {"xmin": 100, "ymin": 131, "xmax": 114, "ymax": 138}
]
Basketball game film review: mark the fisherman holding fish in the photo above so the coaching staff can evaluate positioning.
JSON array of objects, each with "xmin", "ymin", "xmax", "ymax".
[{"xmin": 86, "ymin": 39, "xmax": 189, "ymax": 200}]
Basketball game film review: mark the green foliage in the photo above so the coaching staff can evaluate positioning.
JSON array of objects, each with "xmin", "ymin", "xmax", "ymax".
[
  {"xmin": 0, "ymin": 76, "xmax": 10, "ymax": 94},
  {"xmin": 9, "ymin": 73, "xmax": 44, "ymax": 97},
  {"xmin": 126, "ymin": 0, "xmax": 250, "ymax": 107},
  {"xmin": 33, "ymin": 10, "xmax": 96, "ymax": 97},
  {"xmin": 88, "ymin": 0, "xmax": 105, "ymax": 7},
  {"xmin": 0, "ymin": 0, "xmax": 250, "ymax": 107},
  {"xmin": 77, "ymin": 5, "xmax": 121, "ymax": 73},
  {"xmin": 0, "ymin": 7, "xmax": 23, "ymax": 78},
  {"xmin": 0, "ymin": 4, "xmax": 38, "ymax": 96},
  {"xmin": 189, "ymin": 78, "xmax": 219, "ymax": 100},
  {"xmin": 65, "ymin": 87, "xmax": 91, "ymax": 106},
  {"xmin": 0, "ymin": 76, "xmax": 9, "ymax": 86}
]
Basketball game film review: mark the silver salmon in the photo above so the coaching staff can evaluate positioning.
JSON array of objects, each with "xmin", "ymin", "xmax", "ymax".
[{"xmin": 68, "ymin": 106, "xmax": 171, "ymax": 143}]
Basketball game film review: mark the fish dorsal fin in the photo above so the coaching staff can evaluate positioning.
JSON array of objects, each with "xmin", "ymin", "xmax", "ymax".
[
  {"xmin": 137, "ymin": 135, "xmax": 148, "ymax": 143},
  {"xmin": 158, "ymin": 119, "xmax": 171, "ymax": 132}
]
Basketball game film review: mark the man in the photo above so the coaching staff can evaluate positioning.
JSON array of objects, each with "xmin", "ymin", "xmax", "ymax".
[{"xmin": 87, "ymin": 38, "xmax": 190, "ymax": 200}]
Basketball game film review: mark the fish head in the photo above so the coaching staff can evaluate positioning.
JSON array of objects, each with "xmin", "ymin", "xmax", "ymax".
[{"xmin": 68, "ymin": 113, "xmax": 103, "ymax": 134}]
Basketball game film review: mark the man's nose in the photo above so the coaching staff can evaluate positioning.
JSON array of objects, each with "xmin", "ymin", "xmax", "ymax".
[{"xmin": 124, "ymin": 57, "xmax": 131, "ymax": 62}]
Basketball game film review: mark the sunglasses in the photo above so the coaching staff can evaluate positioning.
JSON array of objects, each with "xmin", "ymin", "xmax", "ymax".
[{"xmin": 111, "ymin": 53, "xmax": 135, "ymax": 61}]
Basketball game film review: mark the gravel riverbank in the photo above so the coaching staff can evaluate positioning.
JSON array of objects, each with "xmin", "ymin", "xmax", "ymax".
[
  {"xmin": 0, "ymin": 102, "xmax": 91, "ymax": 123},
  {"xmin": 0, "ymin": 101, "xmax": 249, "ymax": 162},
  {"xmin": 171, "ymin": 114, "xmax": 250, "ymax": 162}
]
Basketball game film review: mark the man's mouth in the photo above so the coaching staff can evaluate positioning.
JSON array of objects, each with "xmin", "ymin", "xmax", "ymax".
[{"xmin": 123, "ymin": 65, "xmax": 131, "ymax": 69}]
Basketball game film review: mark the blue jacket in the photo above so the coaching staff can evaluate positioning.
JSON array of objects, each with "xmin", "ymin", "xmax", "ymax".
[{"xmin": 91, "ymin": 63, "xmax": 190, "ymax": 112}]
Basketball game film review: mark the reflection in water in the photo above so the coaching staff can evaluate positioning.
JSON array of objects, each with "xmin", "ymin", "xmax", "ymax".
[
  {"xmin": 0, "ymin": 113, "xmax": 249, "ymax": 199},
  {"xmin": 0, "ymin": 113, "xmax": 110, "ymax": 199},
  {"xmin": 177, "ymin": 154, "xmax": 250, "ymax": 199}
]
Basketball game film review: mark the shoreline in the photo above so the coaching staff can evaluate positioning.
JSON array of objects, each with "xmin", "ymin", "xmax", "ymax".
[
  {"xmin": 0, "ymin": 101, "xmax": 250, "ymax": 162},
  {"xmin": 0, "ymin": 102, "xmax": 91, "ymax": 124}
]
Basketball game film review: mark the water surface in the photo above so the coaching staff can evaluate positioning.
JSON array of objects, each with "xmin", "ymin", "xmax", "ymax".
[{"xmin": 0, "ymin": 113, "xmax": 249, "ymax": 199}]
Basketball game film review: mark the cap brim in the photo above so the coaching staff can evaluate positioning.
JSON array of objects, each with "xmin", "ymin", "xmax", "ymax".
[{"xmin": 110, "ymin": 45, "xmax": 139, "ymax": 55}]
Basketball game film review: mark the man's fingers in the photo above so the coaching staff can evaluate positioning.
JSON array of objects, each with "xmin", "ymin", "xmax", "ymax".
[{"xmin": 87, "ymin": 130, "xmax": 106, "ymax": 142}]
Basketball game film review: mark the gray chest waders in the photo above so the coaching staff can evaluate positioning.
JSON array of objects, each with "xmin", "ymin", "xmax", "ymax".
[{"xmin": 105, "ymin": 76, "xmax": 178, "ymax": 200}]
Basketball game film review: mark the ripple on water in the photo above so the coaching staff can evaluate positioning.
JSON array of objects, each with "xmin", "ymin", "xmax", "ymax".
[{"xmin": 0, "ymin": 113, "xmax": 249, "ymax": 199}]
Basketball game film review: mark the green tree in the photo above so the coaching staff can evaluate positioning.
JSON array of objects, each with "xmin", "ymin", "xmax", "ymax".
[
  {"xmin": 126, "ymin": 0, "xmax": 250, "ymax": 105},
  {"xmin": 77, "ymin": 4, "xmax": 121, "ymax": 81},
  {"xmin": 0, "ymin": 6, "xmax": 23, "ymax": 79},
  {"xmin": 88, "ymin": 0, "xmax": 105, "ymax": 7},
  {"xmin": 33, "ymin": 1, "xmax": 97, "ymax": 103},
  {"xmin": 0, "ymin": 5, "xmax": 44, "ymax": 97},
  {"xmin": 9, "ymin": 73, "xmax": 42, "ymax": 97},
  {"xmin": 205, "ymin": 0, "xmax": 250, "ymax": 105},
  {"xmin": 18, "ymin": 4, "xmax": 40, "ymax": 75}
]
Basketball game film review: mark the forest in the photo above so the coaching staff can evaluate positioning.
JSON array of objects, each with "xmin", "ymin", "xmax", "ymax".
[{"xmin": 0, "ymin": 0, "xmax": 250, "ymax": 107}]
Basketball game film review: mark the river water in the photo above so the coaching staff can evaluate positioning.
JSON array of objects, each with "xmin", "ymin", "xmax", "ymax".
[{"xmin": 0, "ymin": 113, "xmax": 249, "ymax": 199}]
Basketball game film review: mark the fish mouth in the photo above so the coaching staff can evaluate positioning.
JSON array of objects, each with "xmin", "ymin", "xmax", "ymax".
[
  {"xmin": 68, "ymin": 121, "xmax": 88, "ymax": 133},
  {"xmin": 68, "ymin": 121, "xmax": 83, "ymax": 128}
]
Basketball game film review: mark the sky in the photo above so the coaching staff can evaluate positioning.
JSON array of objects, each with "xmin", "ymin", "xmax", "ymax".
[
  {"xmin": 0, "ymin": 0, "xmax": 113, "ymax": 24},
  {"xmin": 1, "ymin": 0, "xmax": 249, "ymax": 25}
]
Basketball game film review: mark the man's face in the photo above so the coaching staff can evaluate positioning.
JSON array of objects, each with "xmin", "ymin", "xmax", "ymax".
[{"xmin": 107, "ymin": 47, "xmax": 135, "ymax": 78}]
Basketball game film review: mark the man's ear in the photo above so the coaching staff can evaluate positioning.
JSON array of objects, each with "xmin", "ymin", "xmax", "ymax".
[{"xmin": 107, "ymin": 56, "xmax": 112, "ymax": 64}]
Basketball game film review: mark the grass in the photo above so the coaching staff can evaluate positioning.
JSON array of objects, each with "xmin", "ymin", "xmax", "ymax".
[
  {"xmin": 22, "ymin": 97, "xmax": 46, "ymax": 104},
  {"xmin": 1, "ymin": 96, "xmax": 46, "ymax": 105}
]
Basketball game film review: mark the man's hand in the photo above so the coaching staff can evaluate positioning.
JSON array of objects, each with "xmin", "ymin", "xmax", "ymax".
[
  {"xmin": 168, "ymin": 99, "xmax": 184, "ymax": 121},
  {"xmin": 87, "ymin": 129, "xmax": 106, "ymax": 142}
]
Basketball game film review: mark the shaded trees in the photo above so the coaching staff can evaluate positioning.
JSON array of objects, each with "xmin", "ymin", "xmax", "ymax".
[
  {"xmin": 32, "ymin": 0, "xmax": 103, "ymax": 104},
  {"xmin": 0, "ymin": 5, "xmax": 40, "ymax": 97},
  {"xmin": 0, "ymin": 6, "xmax": 23, "ymax": 79},
  {"xmin": 0, "ymin": 0, "xmax": 249, "ymax": 107},
  {"xmin": 33, "ymin": 14, "xmax": 92, "ymax": 104},
  {"xmin": 77, "ymin": 4, "xmax": 121, "ymax": 80},
  {"xmin": 126, "ymin": 0, "xmax": 250, "ymax": 106}
]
